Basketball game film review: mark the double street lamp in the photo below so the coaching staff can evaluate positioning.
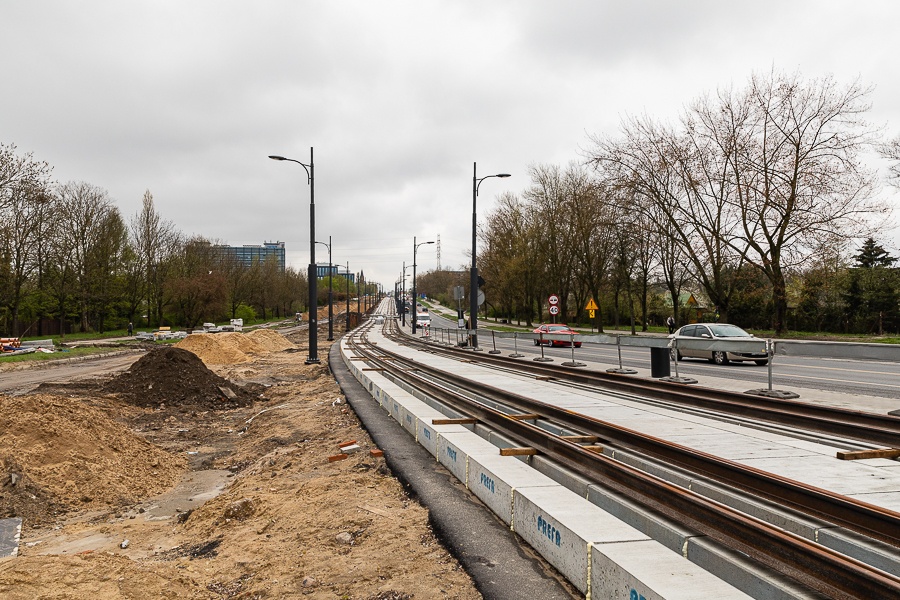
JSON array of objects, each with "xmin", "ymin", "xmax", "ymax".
[
  {"xmin": 400, "ymin": 262, "xmax": 408, "ymax": 327},
  {"xmin": 316, "ymin": 236, "xmax": 333, "ymax": 341},
  {"xmin": 411, "ymin": 237, "xmax": 435, "ymax": 334},
  {"xmin": 269, "ymin": 148, "xmax": 319, "ymax": 364},
  {"xmin": 470, "ymin": 162, "xmax": 510, "ymax": 350}
]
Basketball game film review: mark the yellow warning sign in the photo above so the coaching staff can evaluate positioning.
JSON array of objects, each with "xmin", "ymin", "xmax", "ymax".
[
  {"xmin": 588, "ymin": 309, "xmax": 595, "ymax": 319},
  {"xmin": 585, "ymin": 298, "xmax": 598, "ymax": 311}
]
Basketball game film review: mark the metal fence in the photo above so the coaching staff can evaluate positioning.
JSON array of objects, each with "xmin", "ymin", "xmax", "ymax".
[{"xmin": 415, "ymin": 324, "xmax": 900, "ymax": 399}]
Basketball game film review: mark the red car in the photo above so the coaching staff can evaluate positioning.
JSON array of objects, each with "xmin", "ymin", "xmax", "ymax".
[{"xmin": 532, "ymin": 324, "xmax": 582, "ymax": 348}]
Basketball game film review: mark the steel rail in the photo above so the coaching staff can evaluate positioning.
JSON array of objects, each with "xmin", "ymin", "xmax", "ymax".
[
  {"xmin": 348, "ymin": 330, "xmax": 900, "ymax": 600},
  {"xmin": 381, "ymin": 326, "xmax": 900, "ymax": 546},
  {"xmin": 399, "ymin": 328, "xmax": 900, "ymax": 448}
]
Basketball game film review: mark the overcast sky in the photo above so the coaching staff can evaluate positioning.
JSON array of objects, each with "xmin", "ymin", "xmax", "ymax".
[{"xmin": 4, "ymin": 1, "xmax": 899, "ymax": 287}]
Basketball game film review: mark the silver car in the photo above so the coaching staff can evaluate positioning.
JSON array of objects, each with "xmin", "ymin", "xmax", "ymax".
[{"xmin": 669, "ymin": 323, "xmax": 769, "ymax": 366}]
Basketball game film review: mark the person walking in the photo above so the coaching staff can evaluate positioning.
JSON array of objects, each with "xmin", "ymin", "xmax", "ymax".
[
  {"xmin": 127, "ymin": 322, "xmax": 133, "ymax": 336},
  {"xmin": 666, "ymin": 315, "xmax": 676, "ymax": 334}
]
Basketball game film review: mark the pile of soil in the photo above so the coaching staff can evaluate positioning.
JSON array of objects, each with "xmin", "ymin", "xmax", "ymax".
[
  {"xmin": 0, "ymin": 394, "xmax": 186, "ymax": 525},
  {"xmin": 102, "ymin": 347, "xmax": 256, "ymax": 409},
  {"xmin": 244, "ymin": 328, "xmax": 295, "ymax": 352},
  {"xmin": 0, "ymin": 323, "xmax": 484, "ymax": 599},
  {"xmin": 174, "ymin": 333, "xmax": 256, "ymax": 365}
]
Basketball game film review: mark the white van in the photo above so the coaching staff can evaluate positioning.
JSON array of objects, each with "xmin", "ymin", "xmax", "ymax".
[{"xmin": 415, "ymin": 313, "xmax": 431, "ymax": 328}]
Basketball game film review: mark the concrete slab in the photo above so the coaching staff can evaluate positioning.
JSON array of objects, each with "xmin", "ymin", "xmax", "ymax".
[
  {"xmin": 436, "ymin": 430, "xmax": 502, "ymax": 484},
  {"xmin": 741, "ymin": 455, "xmax": 900, "ymax": 496},
  {"xmin": 513, "ymin": 485, "xmax": 649, "ymax": 594},
  {"xmin": 685, "ymin": 536, "xmax": 816, "ymax": 600},
  {"xmin": 847, "ymin": 490, "xmax": 900, "ymax": 512},
  {"xmin": 466, "ymin": 453, "xmax": 561, "ymax": 525},
  {"xmin": 816, "ymin": 527, "xmax": 900, "ymax": 576},
  {"xmin": 591, "ymin": 539, "xmax": 753, "ymax": 600},
  {"xmin": 0, "ymin": 517, "xmax": 21, "ymax": 558},
  {"xmin": 667, "ymin": 432, "xmax": 820, "ymax": 460},
  {"xmin": 528, "ymin": 455, "xmax": 595, "ymax": 497}
]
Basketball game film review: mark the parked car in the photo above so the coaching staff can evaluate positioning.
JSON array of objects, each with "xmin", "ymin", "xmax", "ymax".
[
  {"xmin": 532, "ymin": 324, "xmax": 582, "ymax": 348},
  {"xmin": 669, "ymin": 323, "xmax": 768, "ymax": 365}
]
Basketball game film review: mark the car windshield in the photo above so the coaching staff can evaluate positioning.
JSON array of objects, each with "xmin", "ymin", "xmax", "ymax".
[
  {"xmin": 707, "ymin": 324, "xmax": 751, "ymax": 337},
  {"xmin": 548, "ymin": 325, "xmax": 569, "ymax": 332}
]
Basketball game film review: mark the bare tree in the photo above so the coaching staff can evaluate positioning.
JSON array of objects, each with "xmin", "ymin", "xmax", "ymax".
[
  {"xmin": 0, "ymin": 143, "xmax": 52, "ymax": 212},
  {"xmin": 524, "ymin": 163, "xmax": 579, "ymax": 322},
  {"xmin": 567, "ymin": 168, "xmax": 615, "ymax": 331},
  {"xmin": 588, "ymin": 115, "xmax": 749, "ymax": 324},
  {"xmin": 733, "ymin": 71, "xmax": 883, "ymax": 333},
  {"xmin": 0, "ymin": 179, "xmax": 54, "ymax": 335},
  {"xmin": 55, "ymin": 182, "xmax": 125, "ymax": 332},
  {"xmin": 131, "ymin": 190, "xmax": 181, "ymax": 327}
]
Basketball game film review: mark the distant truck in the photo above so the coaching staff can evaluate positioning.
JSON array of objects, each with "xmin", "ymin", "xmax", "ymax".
[{"xmin": 415, "ymin": 312, "xmax": 431, "ymax": 328}]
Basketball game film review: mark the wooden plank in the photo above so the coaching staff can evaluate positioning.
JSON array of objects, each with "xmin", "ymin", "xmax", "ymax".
[
  {"xmin": 581, "ymin": 445, "xmax": 604, "ymax": 453},
  {"xmin": 836, "ymin": 448, "xmax": 900, "ymax": 461},
  {"xmin": 432, "ymin": 418, "xmax": 478, "ymax": 425},
  {"xmin": 362, "ymin": 367, "xmax": 386, "ymax": 371},
  {"xmin": 500, "ymin": 447, "xmax": 539, "ymax": 456},
  {"xmin": 560, "ymin": 435, "xmax": 600, "ymax": 443},
  {"xmin": 508, "ymin": 413, "xmax": 541, "ymax": 421}
]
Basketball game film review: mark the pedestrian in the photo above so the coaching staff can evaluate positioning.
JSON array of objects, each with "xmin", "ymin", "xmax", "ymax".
[
  {"xmin": 127, "ymin": 322, "xmax": 133, "ymax": 336},
  {"xmin": 666, "ymin": 316, "xmax": 675, "ymax": 334}
]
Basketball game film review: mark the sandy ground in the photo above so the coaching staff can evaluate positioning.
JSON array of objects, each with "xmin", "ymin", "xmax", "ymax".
[{"xmin": 0, "ymin": 323, "xmax": 482, "ymax": 599}]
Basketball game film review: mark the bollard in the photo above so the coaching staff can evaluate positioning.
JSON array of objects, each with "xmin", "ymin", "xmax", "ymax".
[
  {"xmin": 561, "ymin": 333, "xmax": 585, "ymax": 367},
  {"xmin": 606, "ymin": 334, "xmax": 637, "ymax": 375},
  {"xmin": 534, "ymin": 333, "xmax": 553, "ymax": 362},
  {"xmin": 509, "ymin": 332, "xmax": 524, "ymax": 358},
  {"xmin": 489, "ymin": 330, "xmax": 501, "ymax": 354},
  {"xmin": 744, "ymin": 340, "xmax": 798, "ymax": 398}
]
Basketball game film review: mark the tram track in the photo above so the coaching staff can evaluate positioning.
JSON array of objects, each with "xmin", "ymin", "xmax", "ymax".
[
  {"xmin": 346, "ymin": 319, "xmax": 900, "ymax": 600},
  {"xmin": 404, "ymin": 327, "xmax": 900, "ymax": 449}
]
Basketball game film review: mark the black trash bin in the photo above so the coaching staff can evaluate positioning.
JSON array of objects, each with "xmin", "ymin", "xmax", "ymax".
[{"xmin": 650, "ymin": 347, "xmax": 671, "ymax": 378}]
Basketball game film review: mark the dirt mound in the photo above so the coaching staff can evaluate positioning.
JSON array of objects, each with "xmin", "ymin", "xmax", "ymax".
[
  {"xmin": 102, "ymin": 346, "xmax": 255, "ymax": 409},
  {"xmin": 174, "ymin": 333, "xmax": 252, "ymax": 365},
  {"xmin": 245, "ymin": 328, "xmax": 295, "ymax": 352},
  {"xmin": 0, "ymin": 393, "xmax": 186, "ymax": 525}
]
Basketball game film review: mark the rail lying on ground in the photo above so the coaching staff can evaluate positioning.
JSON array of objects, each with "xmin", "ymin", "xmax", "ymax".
[
  {"xmin": 347, "ymin": 318, "xmax": 900, "ymax": 600},
  {"xmin": 402, "ymin": 326, "xmax": 900, "ymax": 449}
]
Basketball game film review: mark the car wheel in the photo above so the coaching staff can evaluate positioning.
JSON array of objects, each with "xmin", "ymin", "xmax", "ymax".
[
  {"xmin": 754, "ymin": 359, "xmax": 769, "ymax": 366},
  {"xmin": 712, "ymin": 351, "xmax": 729, "ymax": 365},
  {"xmin": 533, "ymin": 339, "xmax": 540, "ymax": 346},
  {"xmin": 670, "ymin": 348, "xmax": 682, "ymax": 361}
]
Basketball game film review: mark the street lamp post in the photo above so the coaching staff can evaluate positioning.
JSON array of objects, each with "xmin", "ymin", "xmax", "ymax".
[
  {"xmin": 401, "ymin": 262, "xmax": 407, "ymax": 327},
  {"xmin": 316, "ymin": 236, "xmax": 334, "ymax": 341},
  {"xmin": 470, "ymin": 162, "xmax": 510, "ymax": 350},
  {"xmin": 345, "ymin": 261, "xmax": 351, "ymax": 332},
  {"xmin": 411, "ymin": 237, "xmax": 435, "ymax": 334},
  {"xmin": 269, "ymin": 148, "xmax": 319, "ymax": 364}
]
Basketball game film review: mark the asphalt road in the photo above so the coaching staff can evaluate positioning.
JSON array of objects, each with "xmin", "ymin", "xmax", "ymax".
[
  {"xmin": 421, "ymin": 312, "xmax": 900, "ymax": 400},
  {"xmin": 0, "ymin": 352, "xmax": 141, "ymax": 395}
]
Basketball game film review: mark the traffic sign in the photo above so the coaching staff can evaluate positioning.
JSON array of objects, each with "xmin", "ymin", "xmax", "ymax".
[
  {"xmin": 476, "ymin": 289, "xmax": 485, "ymax": 307},
  {"xmin": 548, "ymin": 294, "xmax": 559, "ymax": 306},
  {"xmin": 549, "ymin": 305, "xmax": 560, "ymax": 316},
  {"xmin": 585, "ymin": 298, "xmax": 598, "ymax": 310},
  {"xmin": 588, "ymin": 309, "xmax": 595, "ymax": 319}
]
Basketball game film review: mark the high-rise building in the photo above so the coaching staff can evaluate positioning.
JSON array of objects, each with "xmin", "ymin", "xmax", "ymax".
[
  {"xmin": 316, "ymin": 263, "xmax": 354, "ymax": 282},
  {"xmin": 215, "ymin": 241, "xmax": 285, "ymax": 271}
]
